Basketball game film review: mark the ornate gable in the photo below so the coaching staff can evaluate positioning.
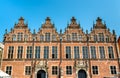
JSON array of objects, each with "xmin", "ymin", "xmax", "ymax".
[
  {"xmin": 89, "ymin": 17, "xmax": 115, "ymax": 42},
  {"xmin": 4, "ymin": 17, "xmax": 32, "ymax": 42},
  {"xmin": 36, "ymin": 17, "xmax": 59, "ymax": 42},
  {"xmin": 63, "ymin": 17, "xmax": 86, "ymax": 42}
]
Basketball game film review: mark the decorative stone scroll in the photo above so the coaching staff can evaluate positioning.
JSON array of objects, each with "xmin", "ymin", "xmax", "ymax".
[{"xmin": 74, "ymin": 60, "xmax": 88, "ymax": 70}]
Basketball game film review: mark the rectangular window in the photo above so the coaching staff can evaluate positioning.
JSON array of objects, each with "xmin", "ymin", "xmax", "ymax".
[
  {"xmin": 52, "ymin": 66, "xmax": 58, "ymax": 75},
  {"xmin": 66, "ymin": 46, "xmax": 71, "ymax": 59},
  {"xmin": 74, "ymin": 46, "xmax": 79, "ymax": 59},
  {"xmin": 92, "ymin": 66, "xmax": 98, "ymax": 75},
  {"xmin": 35, "ymin": 46, "xmax": 40, "ymax": 58},
  {"xmin": 98, "ymin": 33, "xmax": 104, "ymax": 42},
  {"xmin": 17, "ymin": 46, "xmax": 23, "ymax": 59},
  {"xmin": 108, "ymin": 46, "xmax": 114, "ymax": 59},
  {"xmin": 6, "ymin": 66, "xmax": 12, "ymax": 75},
  {"xmin": 45, "ymin": 33, "xmax": 50, "ymax": 41},
  {"xmin": 99, "ymin": 46, "xmax": 105, "ymax": 59},
  {"xmin": 52, "ymin": 46, "xmax": 57, "ymax": 59},
  {"xmin": 66, "ymin": 35, "xmax": 71, "ymax": 41},
  {"xmin": 72, "ymin": 33, "xmax": 77, "ymax": 41},
  {"xmin": 94, "ymin": 35, "xmax": 97, "ymax": 42},
  {"xmin": 110, "ymin": 66, "xmax": 117, "ymax": 74},
  {"xmin": 25, "ymin": 66, "xmax": 31, "ymax": 75},
  {"xmin": 26, "ymin": 46, "xmax": 32, "ymax": 59},
  {"xmin": 40, "ymin": 35, "xmax": 44, "ymax": 41},
  {"xmin": 82, "ymin": 46, "xmax": 88, "ymax": 59},
  {"xmin": 8, "ymin": 46, "xmax": 14, "ymax": 59},
  {"xmin": 91, "ymin": 46, "xmax": 96, "ymax": 59},
  {"xmin": 66, "ymin": 66, "xmax": 72, "ymax": 75},
  {"xmin": 44, "ymin": 46, "xmax": 49, "ymax": 59},
  {"xmin": 17, "ymin": 33, "xmax": 23, "ymax": 41}
]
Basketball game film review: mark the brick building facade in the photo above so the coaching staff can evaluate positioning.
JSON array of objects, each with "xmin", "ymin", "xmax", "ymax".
[{"xmin": 1, "ymin": 17, "xmax": 120, "ymax": 78}]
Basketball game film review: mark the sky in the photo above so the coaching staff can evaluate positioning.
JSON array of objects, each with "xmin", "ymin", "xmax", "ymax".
[{"xmin": 0, "ymin": 0, "xmax": 120, "ymax": 42}]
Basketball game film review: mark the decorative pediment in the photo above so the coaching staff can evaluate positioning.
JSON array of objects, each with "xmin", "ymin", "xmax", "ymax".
[
  {"xmin": 35, "ymin": 61, "xmax": 48, "ymax": 70},
  {"xmin": 41, "ymin": 17, "xmax": 54, "ymax": 29},
  {"xmin": 67, "ymin": 17, "xmax": 80, "ymax": 29},
  {"xmin": 14, "ymin": 17, "xmax": 28, "ymax": 29},
  {"xmin": 94, "ymin": 17, "xmax": 106, "ymax": 29}
]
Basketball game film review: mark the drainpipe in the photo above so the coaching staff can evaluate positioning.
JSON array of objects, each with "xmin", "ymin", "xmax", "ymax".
[{"xmin": 59, "ymin": 29, "xmax": 62, "ymax": 78}]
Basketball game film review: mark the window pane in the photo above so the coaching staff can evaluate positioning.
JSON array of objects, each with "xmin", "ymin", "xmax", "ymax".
[
  {"xmin": 66, "ymin": 66, "xmax": 72, "ymax": 75},
  {"xmin": 72, "ymin": 33, "xmax": 77, "ymax": 41},
  {"xmin": 108, "ymin": 46, "xmax": 114, "ymax": 59},
  {"xmin": 99, "ymin": 46, "xmax": 105, "ymax": 59},
  {"xmin": 45, "ymin": 33, "xmax": 50, "ymax": 41},
  {"xmin": 17, "ymin": 46, "xmax": 23, "ymax": 59},
  {"xmin": 35, "ymin": 46, "xmax": 40, "ymax": 58},
  {"xmin": 74, "ymin": 46, "xmax": 79, "ymax": 59},
  {"xmin": 26, "ymin": 46, "xmax": 32, "ymax": 59},
  {"xmin": 91, "ymin": 46, "xmax": 96, "ymax": 59},
  {"xmin": 82, "ymin": 46, "xmax": 88, "ymax": 59},
  {"xmin": 44, "ymin": 46, "xmax": 49, "ymax": 59},
  {"xmin": 66, "ymin": 46, "xmax": 71, "ymax": 59},
  {"xmin": 52, "ymin": 46, "xmax": 57, "ymax": 59},
  {"xmin": 8, "ymin": 46, "xmax": 14, "ymax": 59}
]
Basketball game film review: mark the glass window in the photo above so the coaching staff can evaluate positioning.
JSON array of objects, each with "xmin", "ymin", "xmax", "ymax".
[
  {"xmin": 40, "ymin": 35, "xmax": 44, "ymax": 41},
  {"xmin": 74, "ymin": 46, "xmax": 79, "ymax": 59},
  {"xmin": 82, "ymin": 46, "xmax": 88, "ymax": 59},
  {"xmin": 52, "ymin": 46, "xmax": 57, "ymax": 59},
  {"xmin": 35, "ymin": 46, "xmax": 40, "ymax": 58},
  {"xmin": 26, "ymin": 46, "xmax": 32, "ymax": 59},
  {"xmin": 94, "ymin": 35, "xmax": 97, "ymax": 42},
  {"xmin": 72, "ymin": 33, "xmax": 77, "ymax": 41},
  {"xmin": 44, "ymin": 46, "xmax": 49, "ymax": 59},
  {"xmin": 110, "ymin": 66, "xmax": 116, "ymax": 74},
  {"xmin": 17, "ymin": 33, "xmax": 23, "ymax": 41},
  {"xmin": 99, "ymin": 46, "xmax": 105, "ymax": 59},
  {"xmin": 66, "ymin": 46, "xmax": 71, "ymax": 59},
  {"xmin": 98, "ymin": 33, "xmax": 104, "ymax": 42},
  {"xmin": 92, "ymin": 66, "xmax": 98, "ymax": 75},
  {"xmin": 66, "ymin": 35, "xmax": 71, "ymax": 41},
  {"xmin": 25, "ymin": 66, "xmax": 31, "ymax": 75},
  {"xmin": 91, "ymin": 46, "xmax": 96, "ymax": 59},
  {"xmin": 45, "ymin": 33, "xmax": 50, "ymax": 41},
  {"xmin": 66, "ymin": 66, "xmax": 72, "ymax": 75},
  {"xmin": 12, "ymin": 34, "xmax": 16, "ymax": 41},
  {"xmin": 24, "ymin": 34, "xmax": 28, "ymax": 41},
  {"xmin": 52, "ymin": 66, "xmax": 58, "ymax": 75},
  {"xmin": 106, "ymin": 35, "xmax": 110, "ymax": 42},
  {"xmin": 8, "ymin": 46, "xmax": 14, "ymax": 59},
  {"xmin": 108, "ymin": 46, "xmax": 114, "ymax": 59},
  {"xmin": 17, "ymin": 46, "xmax": 23, "ymax": 59},
  {"xmin": 6, "ymin": 66, "xmax": 12, "ymax": 75},
  {"xmin": 52, "ymin": 35, "xmax": 56, "ymax": 41},
  {"xmin": 78, "ymin": 35, "xmax": 82, "ymax": 41}
]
